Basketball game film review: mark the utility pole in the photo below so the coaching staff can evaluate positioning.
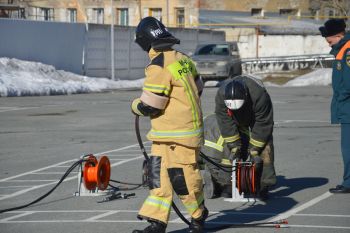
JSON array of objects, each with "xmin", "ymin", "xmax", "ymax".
[
  {"xmin": 138, "ymin": 0, "xmax": 142, "ymax": 21},
  {"xmin": 110, "ymin": 0, "xmax": 115, "ymax": 80},
  {"xmin": 166, "ymin": 0, "xmax": 169, "ymax": 26},
  {"xmin": 255, "ymin": 26, "xmax": 260, "ymax": 58}
]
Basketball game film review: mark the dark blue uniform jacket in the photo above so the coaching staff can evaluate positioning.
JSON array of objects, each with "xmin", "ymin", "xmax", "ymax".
[{"xmin": 330, "ymin": 32, "xmax": 350, "ymax": 124}]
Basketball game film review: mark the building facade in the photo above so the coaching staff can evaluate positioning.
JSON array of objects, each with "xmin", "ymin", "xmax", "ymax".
[
  {"xmin": 0, "ymin": 0, "xmax": 200, "ymax": 27},
  {"xmin": 0, "ymin": 0, "xmax": 348, "ymax": 27}
]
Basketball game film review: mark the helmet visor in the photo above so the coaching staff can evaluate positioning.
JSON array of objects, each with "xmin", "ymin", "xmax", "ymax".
[{"xmin": 224, "ymin": 99, "xmax": 245, "ymax": 110}]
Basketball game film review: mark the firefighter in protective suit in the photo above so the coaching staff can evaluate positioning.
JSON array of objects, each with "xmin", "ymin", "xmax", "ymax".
[
  {"xmin": 214, "ymin": 75, "xmax": 277, "ymax": 200},
  {"xmin": 131, "ymin": 17, "xmax": 208, "ymax": 233},
  {"xmin": 201, "ymin": 113, "xmax": 234, "ymax": 198}
]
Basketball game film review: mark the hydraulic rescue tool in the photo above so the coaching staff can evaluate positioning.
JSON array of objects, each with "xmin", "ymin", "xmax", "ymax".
[{"xmin": 98, "ymin": 192, "xmax": 136, "ymax": 203}]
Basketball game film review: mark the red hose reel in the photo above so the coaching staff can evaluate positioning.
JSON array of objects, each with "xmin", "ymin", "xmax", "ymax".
[
  {"xmin": 235, "ymin": 161, "xmax": 259, "ymax": 195},
  {"xmin": 83, "ymin": 155, "xmax": 111, "ymax": 191}
]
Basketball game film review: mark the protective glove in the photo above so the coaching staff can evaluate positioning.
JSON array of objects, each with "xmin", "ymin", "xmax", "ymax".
[
  {"xmin": 131, "ymin": 98, "xmax": 144, "ymax": 116},
  {"xmin": 248, "ymin": 145, "xmax": 263, "ymax": 158},
  {"xmin": 227, "ymin": 141, "xmax": 242, "ymax": 161}
]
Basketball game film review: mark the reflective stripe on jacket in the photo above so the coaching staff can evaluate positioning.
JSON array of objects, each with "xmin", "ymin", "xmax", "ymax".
[
  {"xmin": 145, "ymin": 49, "xmax": 203, "ymax": 147},
  {"xmin": 201, "ymin": 114, "xmax": 230, "ymax": 159}
]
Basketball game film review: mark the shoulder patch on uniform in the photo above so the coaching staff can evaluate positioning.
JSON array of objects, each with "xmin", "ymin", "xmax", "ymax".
[
  {"xmin": 346, "ymin": 55, "xmax": 350, "ymax": 68},
  {"xmin": 149, "ymin": 53, "xmax": 164, "ymax": 68},
  {"xmin": 337, "ymin": 61, "xmax": 342, "ymax": 70}
]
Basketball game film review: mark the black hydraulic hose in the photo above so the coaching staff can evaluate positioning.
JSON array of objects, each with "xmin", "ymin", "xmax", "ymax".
[
  {"xmin": 109, "ymin": 179, "xmax": 144, "ymax": 186},
  {"xmin": 134, "ymin": 115, "xmax": 191, "ymax": 226},
  {"xmin": 108, "ymin": 179, "xmax": 143, "ymax": 191},
  {"xmin": 135, "ymin": 115, "xmax": 149, "ymax": 161},
  {"xmin": 199, "ymin": 151, "xmax": 235, "ymax": 173},
  {"xmin": 0, "ymin": 159, "xmax": 83, "ymax": 214}
]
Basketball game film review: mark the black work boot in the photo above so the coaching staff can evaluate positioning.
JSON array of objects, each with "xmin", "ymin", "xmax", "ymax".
[
  {"xmin": 220, "ymin": 185, "xmax": 232, "ymax": 198},
  {"xmin": 258, "ymin": 186, "xmax": 269, "ymax": 201},
  {"xmin": 188, "ymin": 207, "xmax": 209, "ymax": 233},
  {"xmin": 132, "ymin": 220, "xmax": 166, "ymax": 233}
]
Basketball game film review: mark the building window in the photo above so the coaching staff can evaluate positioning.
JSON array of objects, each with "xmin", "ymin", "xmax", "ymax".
[
  {"xmin": 251, "ymin": 8, "xmax": 263, "ymax": 17},
  {"xmin": 32, "ymin": 7, "xmax": 54, "ymax": 21},
  {"xmin": 87, "ymin": 8, "xmax": 104, "ymax": 24},
  {"xmin": 117, "ymin": 8, "xmax": 128, "ymax": 26},
  {"xmin": 0, "ymin": 7, "xmax": 25, "ymax": 19},
  {"xmin": 149, "ymin": 8, "xmax": 162, "ymax": 21},
  {"xmin": 175, "ymin": 8, "xmax": 185, "ymax": 27},
  {"xmin": 67, "ymin": 8, "xmax": 77, "ymax": 22},
  {"xmin": 42, "ymin": 8, "xmax": 54, "ymax": 21},
  {"xmin": 94, "ymin": 8, "xmax": 104, "ymax": 24},
  {"xmin": 0, "ymin": 9, "xmax": 9, "ymax": 18},
  {"xmin": 279, "ymin": 8, "xmax": 298, "ymax": 16},
  {"xmin": 20, "ymin": 8, "xmax": 25, "ymax": 18}
]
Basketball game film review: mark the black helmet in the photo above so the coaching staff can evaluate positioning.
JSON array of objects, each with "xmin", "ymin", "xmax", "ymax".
[
  {"xmin": 224, "ymin": 80, "xmax": 247, "ymax": 110},
  {"xmin": 135, "ymin": 17, "xmax": 180, "ymax": 51}
]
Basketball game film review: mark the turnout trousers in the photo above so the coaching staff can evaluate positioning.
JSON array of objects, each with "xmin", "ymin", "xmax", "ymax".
[
  {"xmin": 259, "ymin": 138, "xmax": 277, "ymax": 189},
  {"xmin": 240, "ymin": 134, "xmax": 276, "ymax": 190},
  {"xmin": 138, "ymin": 142, "xmax": 205, "ymax": 225}
]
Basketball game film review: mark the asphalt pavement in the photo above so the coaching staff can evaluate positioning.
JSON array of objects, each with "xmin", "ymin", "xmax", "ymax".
[{"xmin": 0, "ymin": 85, "xmax": 349, "ymax": 233}]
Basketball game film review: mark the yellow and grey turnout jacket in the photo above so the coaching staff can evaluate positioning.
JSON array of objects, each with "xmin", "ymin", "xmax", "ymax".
[{"xmin": 139, "ymin": 48, "xmax": 204, "ymax": 148}]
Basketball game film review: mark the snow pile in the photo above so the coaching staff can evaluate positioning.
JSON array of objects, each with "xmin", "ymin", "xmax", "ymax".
[
  {"xmin": 283, "ymin": 68, "xmax": 332, "ymax": 87},
  {"xmin": 0, "ymin": 57, "xmax": 333, "ymax": 97},
  {"xmin": 0, "ymin": 58, "xmax": 144, "ymax": 97}
]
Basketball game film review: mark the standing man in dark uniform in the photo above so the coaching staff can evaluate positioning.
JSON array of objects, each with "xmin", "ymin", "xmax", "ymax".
[
  {"xmin": 319, "ymin": 19, "xmax": 350, "ymax": 193},
  {"xmin": 214, "ymin": 75, "xmax": 276, "ymax": 200}
]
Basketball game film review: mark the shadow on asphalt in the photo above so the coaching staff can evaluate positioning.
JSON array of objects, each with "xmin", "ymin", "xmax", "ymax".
[
  {"xmin": 273, "ymin": 175, "xmax": 329, "ymax": 197},
  {"xmin": 169, "ymin": 175, "xmax": 329, "ymax": 233}
]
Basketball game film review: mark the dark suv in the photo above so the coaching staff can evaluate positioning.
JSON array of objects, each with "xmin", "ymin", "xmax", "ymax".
[{"xmin": 191, "ymin": 42, "xmax": 242, "ymax": 81}]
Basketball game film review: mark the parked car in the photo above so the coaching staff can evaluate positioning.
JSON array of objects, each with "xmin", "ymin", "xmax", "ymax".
[{"xmin": 191, "ymin": 42, "xmax": 242, "ymax": 82}]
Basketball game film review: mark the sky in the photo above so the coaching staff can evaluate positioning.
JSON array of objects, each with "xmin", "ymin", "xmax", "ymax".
[{"xmin": 0, "ymin": 57, "xmax": 332, "ymax": 97}]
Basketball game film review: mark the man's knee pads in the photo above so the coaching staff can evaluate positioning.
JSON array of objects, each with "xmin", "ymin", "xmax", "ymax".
[
  {"xmin": 147, "ymin": 156, "xmax": 161, "ymax": 189},
  {"xmin": 168, "ymin": 168, "xmax": 189, "ymax": 195}
]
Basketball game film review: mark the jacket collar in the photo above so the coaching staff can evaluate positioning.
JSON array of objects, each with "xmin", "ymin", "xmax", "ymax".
[
  {"xmin": 148, "ymin": 48, "xmax": 162, "ymax": 60},
  {"xmin": 330, "ymin": 32, "xmax": 350, "ymax": 56}
]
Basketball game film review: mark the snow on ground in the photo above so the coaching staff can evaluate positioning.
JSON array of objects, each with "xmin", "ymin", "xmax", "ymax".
[
  {"xmin": 283, "ymin": 68, "xmax": 332, "ymax": 87},
  {"xmin": 0, "ymin": 57, "xmax": 332, "ymax": 97},
  {"xmin": 0, "ymin": 58, "xmax": 144, "ymax": 97}
]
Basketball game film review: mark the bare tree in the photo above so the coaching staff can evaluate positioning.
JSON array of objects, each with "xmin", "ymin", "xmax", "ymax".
[{"xmin": 310, "ymin": 0, "xmax": 349, "ymax": 17}]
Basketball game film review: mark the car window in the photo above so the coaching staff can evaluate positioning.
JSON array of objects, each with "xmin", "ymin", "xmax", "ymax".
[{"xmin": 195, "ymin": 44, "xmax": 229, "ymax": 56}]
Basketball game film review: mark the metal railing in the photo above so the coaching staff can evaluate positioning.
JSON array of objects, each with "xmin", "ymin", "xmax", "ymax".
[{"xmin": 242, "ymin": 54, "xmax": 334, "ymax": 73}]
